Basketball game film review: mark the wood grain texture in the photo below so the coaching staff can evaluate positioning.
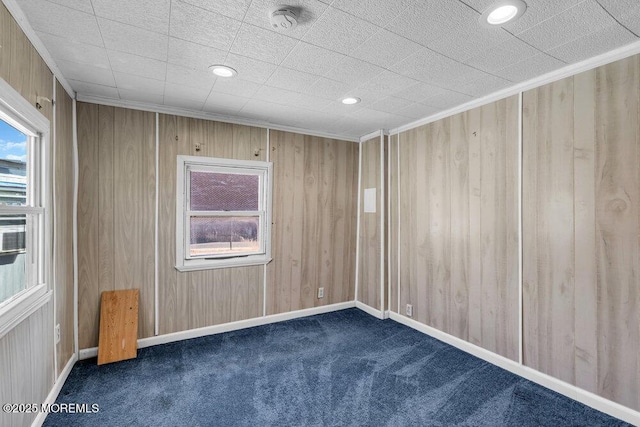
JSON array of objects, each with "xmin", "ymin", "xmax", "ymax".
[
  {"xmin": 267, "ymin": 130, "xmax": 357, "ymax": 314},
  {"xmin": 0, "ymin": 303, "xmax": 54, "ymax": 427},
  {"xmin": 77, "ymin": 103, "xmax": 155, "ymax": 348},
  {"xmin": 522, "ymin": 54, "xmax": 640, "ymax": 410},
  {"xmin": 54, "ymin": 81, "xmax": 75, "ymax": 375},
  {"xmin": 397, "ymin": 97, "xmax": 519, "ymax": 361},
  {"xmin": 158, "ymin": 115, "xmax": 265, "ymax": 334},
  {"xmin": 97, "ymin": 290, "xmax": 139, "ymax": 365},
  {"xmin": 357, "ymin": 136, "xmax": 381, "ymax": 310}
]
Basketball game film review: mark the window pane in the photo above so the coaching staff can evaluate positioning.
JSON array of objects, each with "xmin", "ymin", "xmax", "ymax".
[
  {"xmin": 189, "ymin": 216, "xmax": 259, "ymax": 257},
  {"xmin": 0, "ymin": 119, "xmax": 28, "ymax": 207},
  {"xmin": 0, "ymin": 214, "xmax": 26, "ymax": 304},
  {"xmin": 190, "ymin": 172, "xmax": 259, "ymax": 211}
]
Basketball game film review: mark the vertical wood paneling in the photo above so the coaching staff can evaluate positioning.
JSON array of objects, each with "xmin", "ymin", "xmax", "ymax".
[
  {"xmin": 0, "ymin": 303, "xmax": 54, "ymax": 427},
  {"xmin": 396, "ymin": 97, "xmax": 519, "ymax": 361},
  {"xmin": 77, "ymin": 103, "xmax": 155, "ymax": 347},
  {"xmin": 357, "ymin": 137, "xmax": 381, "ymax": 310},
  {"xmin": 267, "ymin": 130, "xmax": 357, "ymax": 314},
  {"xmin": 54, "ymin": 81, "xmax": 75, "ymax": 374},
  {"xmin": 523, "ymin": 54, "xmax": 640, "ymax": 411}
]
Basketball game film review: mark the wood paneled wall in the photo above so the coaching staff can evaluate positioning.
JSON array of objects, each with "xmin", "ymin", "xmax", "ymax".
[
  {"xmin": 77, "ymin": 103, "xmax": 156, "ymax": 348},
  {"xmin": 54, "ymin": 81, "xmax": 74, "ymax": 374},
  {"xmin": 523, "ymin": 54, "xmax": 640, "ymax": 410},
  {"xmin": 0, "ymin": 303, "xmax": 54, "ymax": 427},
  {"xmin": 396, "ymin": 97, "xmax": 520, "ymax": 361},
  {"xmin": 267, "ymin": 130, "xmax": 357, "ymax": 314},
  {"xmin": 158, "ymin": 114, "xmax": 265, "ymax": 334},
  {"xmin": 357, "ymin": 136, "xmax": 382, "ymax": 310}
]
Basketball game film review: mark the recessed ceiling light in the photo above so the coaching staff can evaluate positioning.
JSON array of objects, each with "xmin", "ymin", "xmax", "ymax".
[
  {"xmin": 209, "ymin": 65, "xmax": 237, "ymax": 78},
  {"xmin": 341, "ymin": 97, "xmax": 360, "ymax": 105},
  {"xmin": 481, "ymin": 0, "xmax": 526, "ymax": 27}
]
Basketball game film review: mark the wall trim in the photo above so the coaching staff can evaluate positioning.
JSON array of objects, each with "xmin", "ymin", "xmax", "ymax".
[
  {"xmin": 76, "ymin": 94, "xmax": 359, "ymax": 143},
  {"xmin": 71, "ymin": 98, "xmax": 79, "ymax": 356},
  {"xmin": 31, "ymin": 353, "xmax": 77, "ymax": 427},
  {"xmin": 355, "ymin": 301, "xmax": 385, "ymax": 320},
  {"xmin": 389, "ymin": 312, "xmax": 640, "ymax": 426},
  {"xmin": 379, "ymin": 133, "xmax": 385, "ymax": 314},
  {"xmin": 79, "ymin": 301, "xmax": 357, "ymax": 360},
  {"xmin": 2, "ymin": 0, "xmax": 75, "ymax": 98},
  {"xmin": 359, "ymin": 129, "xmax": 387, "ymax": 143},
  {"xmin": 389, "ymin": 40, "xmax": 640, "ymax": 136}
]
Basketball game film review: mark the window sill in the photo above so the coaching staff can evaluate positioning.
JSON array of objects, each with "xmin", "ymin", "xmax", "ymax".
[
  {"xmin": 0, "ymin": 285, "xmax": 51, "ymax": 339},
  {"xmin": 175, "ymin": 257, "xmax": 272, "ymax": 272}
]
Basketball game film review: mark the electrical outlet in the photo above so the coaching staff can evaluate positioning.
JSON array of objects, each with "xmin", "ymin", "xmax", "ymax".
[
  {"xmin": 406, "ymin": 304, "xmax": 413, "ymax": 317},
  {"xmin": 54, "ymin": 324, "xmax": 60, "ymax": 344},
  {"xmin": 317, "ymin": 287, "xmax": 324, "ymax": 299}
]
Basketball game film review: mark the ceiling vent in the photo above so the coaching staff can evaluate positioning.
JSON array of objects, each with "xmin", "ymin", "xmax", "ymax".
[{"xmin": 269, "ymin": 6, "xmax": 298, "ymax": 31}]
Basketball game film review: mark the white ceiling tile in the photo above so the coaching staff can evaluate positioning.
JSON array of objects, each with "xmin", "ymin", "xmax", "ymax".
[
  {"xmin": 393, "ymin": 82, "xmax": 447, "ymax": 103},
  {"xmin": 598, "ymin": 1, "xmax": 640, "ymax": 37},
  {"xmin": 117, "ymin": 88, "xmax": 164, "ymax": 105},
  {"xmin": 390, "ymin": 48, "xmax": 486, "ymax": 87},
  {"xmin": 180, "ymin": 0, "xmax": 252, "ymax": 21},
  {"xmin": 301, "ymin": 78, "xmax": 351, "ymax": 100},
  {"xmin": 422, "ymin": 90, "xmax": 474, "ymax": 110},
  {"xmin": 516, "ymin": 1, "xmax": 617, "ymax": 51},
  {"xmin": 37, "ymin": 32, "xmax": 110, "ymax": 68},
  {"xmin": 547, "ymin": 24, "xmax": 638, "ymax": 64},
  {"xmin": 107, "ymin": 50, "xmax": 167, "ymax": 81},
  {"xmin": 357, "ymin": 71, "xmax": 417, "ymax": 95},
  {"xmin": 113, "ymin": 72, "xmax": 165, "ymax": 95},
  {"xmin": 223, "ymin": 53, "xmax": 278, "ymax": 84},
  {"xmin": 331, "ymin": 0, "xmax": 412, "ymax": 26},
  {"xmin": 230, "ymin": 24, "xmax": 299, "ymax": 64},
  {"xmin": 92, "ymin": 0, "xmax": 170, "ymax": 35},
  {"xmin": 47, "ymin": 0, "xmax": 93, "ymax": 14},
  {"xmin": 167, "ymin": 38, "xmax": 227, "ymax": 71},
  {"xmin": 242, "ymin": 0, "xmax": 329, "ymax": 39},
  {"xmin": 323, "ymin": 57, "xmax": 385, "ymax": 86},
  {"xmin": 292, "ymin": 93, "xmax": 333, "ymax": 111},
  {"xmin": 394, "ymin": 102, "xmax": 439, "ymax": 120},
  {"xmin": 464, "ymin": 37, "xmax": 541, "ymax": 74},
  {"xmin": 266, "ymin": 67, "xmax": 319, "ymax": 92},
  {"xmin": 203, "ymin": 92, "xmax": 250, "ymax": 115},
  {"xmin": 165, "ymin": 63, "xmax": 216, "ymax": 89},
  {"xmin": 212, "ymin": 78, "xmax": 262, "ymax": 98},
  {"xmin": 494, "ymin": 53, "xmax": 566, "ymax": 82},
  {"xmin": 346, "ymin": 107, "xmax": 396, "ymax": 124},
  {"xmin": 169, "ymin": 1, "xmax": 241, "ymax": 50},
  {"xmin": 163, "ymin": 82, "xmax": 210, "ymax": 103},
  {"xmin": 163, "ymin": 96, "xmax": 205, "ymax": 111},
  {"xmin": 98, "ymin": 18, "xmax": 168, "ymax": 61},
  {"xmin": 239, "ymin": 99, "xmax": 288, "ymax": 121},
  {"xmin": 369, "ymin": 96, "xmax": 411, "ymax": 115},
  {"xmin": 68, "ymin": 80, "xmax": 119, "ymax": 98},
  {"xmin": 425, "ymin": 25, "xmax": 513, "ymax": 63},
  {"xmin": 301, "ymin": 7, "xmax": 379, "ymax": 55},
  {"xmin": 18, "ymin": 0, "xmax": 103, "ymax": 46},
  {"xmin": 501, "ymin": 0, "xmax": 587, "ymax": 35},
  {"xmin": 280, "ymin": 42, "xmax": 346, "ymax": 75},
  {"xmin": 55, "ymin": 59, "xmax": 114, "ymax": 86},
  {"xmin": 352, "ymin": 30, "xmax": 421, "ymax": 69},
  {"xmin": 253, "ymin": 85, "xmax": 301, "ymax": 105},
  {"xmin": 456, "ymin": 74, "xmax": 512, "ymax": 97}
]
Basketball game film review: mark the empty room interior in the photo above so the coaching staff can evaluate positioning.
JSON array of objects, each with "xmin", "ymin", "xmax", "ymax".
[{"xmin": 1, "ymin": 0, "xmax": 640, "ymax": 425}]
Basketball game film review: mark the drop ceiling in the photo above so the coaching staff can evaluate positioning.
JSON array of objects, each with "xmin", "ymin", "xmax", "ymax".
[{"xmin": 12, "ymin": 0, "xmax": 640, "ymax": 140}]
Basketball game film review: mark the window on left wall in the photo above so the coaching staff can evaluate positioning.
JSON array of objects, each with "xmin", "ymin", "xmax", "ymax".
[{"xmin": 0, "ymin": 79, "xmax": 50, "ymax": 336}]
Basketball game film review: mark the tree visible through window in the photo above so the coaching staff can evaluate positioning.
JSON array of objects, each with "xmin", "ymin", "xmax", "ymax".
[{"xmin": 176, "ymin": 156, "xmax": 272, "ymax": 271}]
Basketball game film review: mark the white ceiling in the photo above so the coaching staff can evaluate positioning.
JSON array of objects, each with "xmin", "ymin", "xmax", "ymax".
[{"xmin": 14, "ymin": 0, "xmax": 640, "ymax": 140}]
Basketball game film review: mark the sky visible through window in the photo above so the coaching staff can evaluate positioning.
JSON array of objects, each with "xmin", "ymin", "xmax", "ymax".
[{"xmin": 0, "ymin": 120, "xmax": 27, "ymax": 163}]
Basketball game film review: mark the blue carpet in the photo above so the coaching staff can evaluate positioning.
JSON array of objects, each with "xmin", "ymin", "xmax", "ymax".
[{"xmin": 45, "ymin": 309, "xmax": 629, "ymax": 426}]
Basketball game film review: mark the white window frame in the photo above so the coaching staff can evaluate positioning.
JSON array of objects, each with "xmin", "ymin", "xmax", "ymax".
[
  {"xmin": 176, "ymin": 155, "xmax": 272, "ymax": 271},
  {"xmin": 0, "ymin": 78, "xmax": 51, "ymax": 339}
]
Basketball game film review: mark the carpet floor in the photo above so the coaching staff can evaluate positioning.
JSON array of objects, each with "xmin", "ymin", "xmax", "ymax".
[{"xmin": 45, "ymin": 309, "xmax": 629, "ymax": 426}]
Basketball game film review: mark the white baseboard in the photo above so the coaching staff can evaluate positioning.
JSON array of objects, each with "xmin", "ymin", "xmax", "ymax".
[
  {"xmin": 79, "ymin": 301, "xmax": 357, "ymax": 360},
  {"xmin": 355, "ymin": 301, "xmax": 385, "ymax": 319},
  {"xmin": 31, "ymin": 354, "xmax": 78, "ymax": 427},
  {"xmin": 389, "ymin": 312, "xmax": 640, "ymax": 426}
]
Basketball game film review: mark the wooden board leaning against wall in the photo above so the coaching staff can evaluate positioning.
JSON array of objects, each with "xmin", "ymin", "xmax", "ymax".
[
  {"xmin": 395, "ymin": 96, "xmax": 520, "ymax": 362},
  {"xmin": 522, "ymin": 53, "xmax": 640, "ymax": 411}
]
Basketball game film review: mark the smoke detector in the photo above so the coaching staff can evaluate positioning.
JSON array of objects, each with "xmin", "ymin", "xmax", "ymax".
[{"xmin": 269, "ymin": 6, "xmax": 298, "ymax": 31}]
